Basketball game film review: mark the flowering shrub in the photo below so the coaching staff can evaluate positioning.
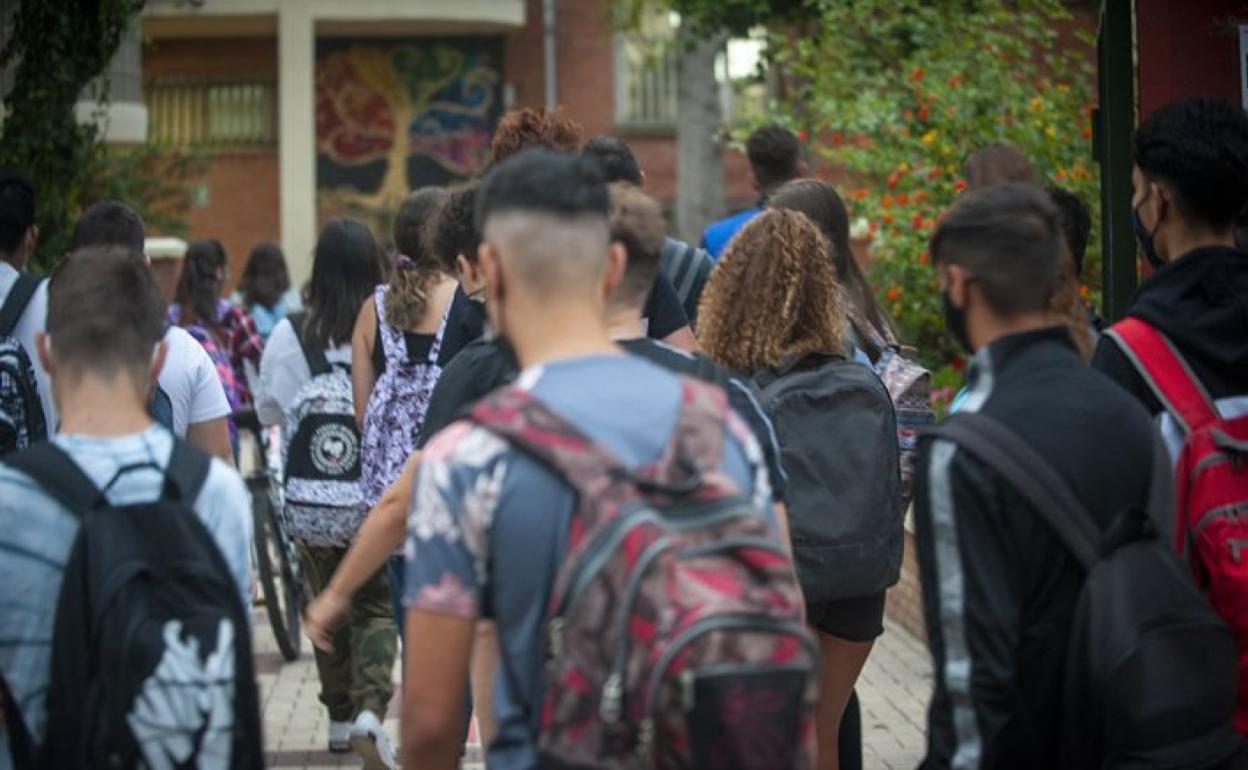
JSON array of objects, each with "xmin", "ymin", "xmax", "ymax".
[{"xmin": 770, "ymin": 0, "xmax": 1098, "ymax": 407}]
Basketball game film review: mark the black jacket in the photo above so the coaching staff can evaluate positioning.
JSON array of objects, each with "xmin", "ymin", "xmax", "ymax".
[
  {"xmin": 1093, "ymin": 245, "xmax": 1248, "ymax": 415},
  {"xmin": 915, "ymin": 327, "xmax": 1162, "ymax": 770}
]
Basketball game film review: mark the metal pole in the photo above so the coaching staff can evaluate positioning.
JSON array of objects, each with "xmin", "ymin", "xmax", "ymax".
[
  {"xmin": 543, "ymin": 0, "xmax": 557, "ymax": 109},
  {"xmin": 1097, "ymin": 0, "xmax": 1138, "ymax": 321}
]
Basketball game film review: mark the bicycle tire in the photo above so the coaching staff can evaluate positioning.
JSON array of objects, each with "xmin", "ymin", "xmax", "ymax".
[{"xmin": 250, "ymin": 477, "xmax": 303, "ymax": 661}]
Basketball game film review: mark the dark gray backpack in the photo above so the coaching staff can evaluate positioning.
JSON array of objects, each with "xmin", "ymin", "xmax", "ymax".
[{"xmin": 754, "ymin": 353, "xmax": 903, "ymax": 604}]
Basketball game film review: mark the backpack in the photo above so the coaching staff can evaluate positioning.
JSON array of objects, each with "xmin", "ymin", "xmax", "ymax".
[
  {"xmin": 2, "ymin": 439, "xmax": 264, "ymax": 770},
  {"xmin": 470, "ymin": 379, "xmax": 817, "ymax": 770},
  {"xmin": 754, "ymin": 353, "xmax": 903, "ymax": 604},
  {"xmin": 282, "ymin": 313, "xmax": 367, "ymax": 546},
  {"xmin": 183, "ymin": 323, "xmax": 245, "ymax": 414},
  {"xmin": 1106, "ymin": 316, "xmax": 1248, "ymax": 734},
  {"xmin": 660, "ymin": 237, "xmax": 712, "ymax": 324},
  {"xmin": 148, "ymin": 325, "xmax": 175, "ymax": 432},
  {"xmin": 0, "ymin": 273, "xmax": 47, "ymax": 454},
  {"xmin": 928, "ymin": 413, "xmax": 1240, "ymax": 769}
]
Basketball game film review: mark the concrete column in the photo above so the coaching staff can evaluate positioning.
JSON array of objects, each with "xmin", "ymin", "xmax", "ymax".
[{"xmin": 278, "ymin": 1, "xmax": 316, "ymax": 285}]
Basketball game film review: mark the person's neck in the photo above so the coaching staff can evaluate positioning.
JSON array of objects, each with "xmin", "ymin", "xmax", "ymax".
[
  {"xmin": 55, "ymin": 374, "xmax": 153, "ymax": 437},
  {"xmin": 507, "ymin": 300, "xmax": 620, "ymax": 369},
  {"xmin": 604, "ymin": 304, "xmax": 646, "ymax": 342},
  {"xmin": 969, "ymin": 312, "xmax": 1054, "ymax": 352},
  {"xmin": 1164, "ymin": 227, "xmax": 1234, "ymax": 264}
]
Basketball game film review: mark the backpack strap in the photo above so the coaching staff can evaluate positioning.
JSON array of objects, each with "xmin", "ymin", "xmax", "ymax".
[
  {"xmin": 926, "ymin": 413, "xmax": 1101, "ymax": 570},
  {"xmin": 0, "ymin": 273, "xmax": 43, "ymax": 336},
  {"xmin": 289, "ymin": 312, "xmax": 331, "ymax": 377},
  {"xmin": 162, "ymin": 439, "xmax": 213, "ymax": 504},
  {"xmin": 1, "ymin": 441, "xmax": 103, "ymax": 516},
  {"xmin": 1, "ymin": 671, "xmax": 32, "ymax": 769},
  {"xmin": 1104, "ymin": 316, "xmax": 1220, "ymax": 433}
]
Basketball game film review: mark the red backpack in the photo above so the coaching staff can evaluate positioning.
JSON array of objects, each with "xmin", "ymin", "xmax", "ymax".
[
  {"xmin": 1107, "ymin": 316, "xmax": 1248, "ymax": 733},
  {"xmin": 470, "ymin": 378, "xmax": 817, "ymax": 770}
]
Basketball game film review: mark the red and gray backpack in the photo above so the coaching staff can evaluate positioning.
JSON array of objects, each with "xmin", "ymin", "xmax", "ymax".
[
  {"xmin": 471, "ymin": 378, "xmax": 817, "ymax": 770},
  {"xmin": 1107, "ymin": 316, "xmax": 1248, "ymax": 734}
]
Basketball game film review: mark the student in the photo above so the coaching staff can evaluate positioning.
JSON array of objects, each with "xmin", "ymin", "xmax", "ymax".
[
  {"xmin": 236, "ymin": 241, "xmax": 302, "ymax": 341},
  {"xmin": 71, "ymin": 201, "xmax": 234, "ymax": 463},
  {"xmin": 0, "ymin": 247, "xmax": 252, "ymax": 769},
  {"xmin": 399, "ymin": 150, "xmax": 788, "ymax": 769},
  {"xmin": 701, "ymin": 124, "xmax": 806, "ymax": 259},
  {"xmin": 915, "ymin": 184, "xmax": 1164, "ymax": 768},
  {"xmin": 493, "ymin": 109, "xmax": 695, "ymax": 350},
  {"xmin": 698, "ymin": 209, "xmax": 902, "ymax": 770},
  {"xmin": 0, "ymin": 172, "xmax": 53, "ymax": 437},
  {"xmin": 255, "ymin": 218, "xmax": 397, "ymax": 768},
  {"xmin": 964, "ymin": 142, "xmax": 1036, "ymax": 189},
  {"xmin": 581, "ymin": 135, "xmax": 714, "ymax": 326},
  {"xmin": 1047, "ymin": 186, "xmax": 1103, "ymax": 336}
]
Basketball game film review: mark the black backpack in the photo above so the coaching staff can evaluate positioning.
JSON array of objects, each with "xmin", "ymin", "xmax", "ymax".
[
  {"xmin": 0, "ymin": 273, "xmax": 47, "ymax": 453},
  {"xmin": 754, "ymin": 353, "xmax": 903, "ymax": 604},
  {"xmin": 660, "ymin": 237, "xmax": 712, "ymax": 324},
  {"xmin": 2, "ymin": 440, "xmax": 264, "ymax": 770},
  {"xmin": 929, "ymin": 413, "xmax": 1241, "ymax": 769}
]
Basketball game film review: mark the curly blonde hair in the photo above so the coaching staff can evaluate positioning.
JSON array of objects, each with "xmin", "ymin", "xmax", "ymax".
[{"xmin": 698, "ymin": 209, "xmax": 848, "ymax": 373}]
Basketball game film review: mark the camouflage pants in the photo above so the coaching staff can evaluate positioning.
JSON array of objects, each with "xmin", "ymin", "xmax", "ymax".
[{"xmin": 299, "ymin": 545, "xmax": 398, "ymax": 721}]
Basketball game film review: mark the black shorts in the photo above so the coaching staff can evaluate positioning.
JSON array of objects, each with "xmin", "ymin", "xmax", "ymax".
[{"xmin": 805, "ymin": 592, "xmax": 887, "ymax": 642}]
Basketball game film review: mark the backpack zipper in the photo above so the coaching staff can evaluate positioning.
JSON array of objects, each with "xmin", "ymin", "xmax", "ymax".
[{"xmin": 599, "ymin": 536, "xmax": 791, "ymax": 724}]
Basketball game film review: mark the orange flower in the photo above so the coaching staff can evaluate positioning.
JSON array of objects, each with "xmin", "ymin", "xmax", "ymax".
[
  {"xmin": 887, "ymin": 172, "xmax": 900, "ymax": 190},
  {"xmin": 910, "ymin": 66, "xmax": 925, "ymax": 82},
  {"xmin": 947, "ymin": 75, "xmax": 963, "ymax": 88},
  {"xmin": 903, "ymin": 109, "xmax": 915, "ymax": 121},
  {"xmin": 886, "ymin": 285, "xmax": 902, "ymax": 302},
  {"xmin": 914, "ymin": 190, "xmax": 930, "ymax": 202},
  {"xmin": 918, "ymin": 250, "xmax": 930, "ymax": 265},
  {"xmin": 912, "ymin": 213, "xmax": 925, "ymax": 230},
  {"xmin": 797, "ymin": 129, "xmax": 809, "ymax": 141},
  {"xmin": 926, "ymin": 167, "xmax": 942, "ymax": 181},
  {"xmin": 918, "ymin": 105, "xmax": 930, "ymax": 121},
  {"xmin": 1079, "ymin": 284, "xmax": 1091, "ymax": 299},
  {"xmin": 854, "ymin": 188, "xmax": 869, "ymax": 201},
  {"xmin": 897, "ymin": 193, "xmax": 910, "ymax": 205},
  {"xmin": 832, "ymin": 131, "xmax": 845, "ymax": 145},
  {"xmin": 953, "ymin": 179, "xmax": 967, "ymax": 192},
  {"xmin": 868, "ymin": 220, "xmax": 880, "ymax": 236},
  {"xmin": 923, "ymin": 218, "xmax": 936, "ymax": 230},
  {"xmin": 883, "ymin": 214, "xmax": 895, "ymax": 226},
  {"xmin": 1081, "ymin": 127, "xmax": 1093, "ymax": 140},
  {"xmin": 881, "ymin": 195, "xmax": 894, "ymax": 208}
]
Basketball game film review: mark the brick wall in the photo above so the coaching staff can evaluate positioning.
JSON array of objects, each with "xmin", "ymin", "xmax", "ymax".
[{"xmin": 886, "ymin": 528, "xmax": 927, "ymax": 641}]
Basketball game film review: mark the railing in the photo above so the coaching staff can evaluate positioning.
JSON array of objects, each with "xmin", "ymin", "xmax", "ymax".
[
  {"xmin": 146, "ymin": 76, "xmax": 277, "ymax": 149},
  {"xmin": 615, "ymin": 36, "xmax": 680, "ymax": 130}
]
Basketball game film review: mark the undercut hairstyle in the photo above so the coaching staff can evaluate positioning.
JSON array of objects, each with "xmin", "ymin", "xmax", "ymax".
[
  {"xmin": 46, "ymin": 247, "xmax": 165, "ymax": 381},
  {"xmin": 964, "ymin": 142, "xmax": 1036, "ymax": 190},
  {"xmin": 175, "ymin": 239, "xmax": 228, "ymax": 331},
  {"xmin": 930, "ymin": 183, "xmax": 1063, "ymax": 317},
  {"xmin": 1046, "ymin": 186, "xmax": 1092, "ymax": 276},
  {"xmin": 72, "ymin": 200, "xmax": 146, "ymax": 255},
  {"xmin": 608, "ymin": 183, "xmax": 667, "ymax": 308},
  {"xmin": 746, "ymin": 125, "xmax": 801, "ymax": 192},
  {"xmin": 0, "ymin": 172, "xmax": 35, "ymax": 256},
  {"xmin": 582, "ymin": 135, "xmax": 643, "ymax": 186},
  {"xmin": 476, "ymin": 149, "xmax": 611, "ymax": 298},
  {"xmin": 433, "ymin": 183, "xmax": 481, "ymax": 274},
  {"xmin": 388, "ymin": 186, "xmax": 449, "ymax": 329},
  {"xmin": 303, "ymin": 218, "xmax": 384, "ymax": 350},
  {"xmin": 698, "ymin": 209, "xmax": 847, "ymax": 372},
  {"xmin": 239, "ymin": 242, "xmax": 291, "ymax": 310},
  {"xmin": 490, "ymin": 107, "xmax": 584, "ymax": 165},
  {"xmin": 769, "ymin": 179, "xmax": 896, "ymax": 350},
  {"xmin": 1134, "ymin": 98, "xmax": 1248, "ymax": 231}
]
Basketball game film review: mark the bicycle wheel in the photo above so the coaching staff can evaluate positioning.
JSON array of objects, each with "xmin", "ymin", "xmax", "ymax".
[{"xmin": 250, "ymin": 477, "xmax": 303, "ymax": 661}]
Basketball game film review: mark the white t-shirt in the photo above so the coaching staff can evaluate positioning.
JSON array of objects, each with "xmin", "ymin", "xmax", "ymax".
[
  {"xmin": 159, "ymin": 326, "xmax": 233, "ymax": 436},
  {"xmin": 0, "ymin": 262, "xmax": 54, "ymax": 430},
  {"xmin": 256, "ymin": 317, "xmax": 351, "ymax": 427}
]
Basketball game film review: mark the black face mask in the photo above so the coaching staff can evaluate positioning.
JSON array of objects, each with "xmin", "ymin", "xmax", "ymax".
[
  {"xmin": 1132, "ymin": 203, "xmax": 1166, "ymax": 271},
  {"xmin": 942, "ymin": 290, "xmax": 973, "ymax": 353}
]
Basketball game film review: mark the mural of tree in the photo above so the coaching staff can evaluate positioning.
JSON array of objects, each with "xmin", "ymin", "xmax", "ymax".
[{"xmin": 315, "ymin": 39, "xmax": 501, "ymax": 232}]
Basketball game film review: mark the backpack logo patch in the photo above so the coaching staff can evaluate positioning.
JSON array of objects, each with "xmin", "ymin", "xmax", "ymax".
[
  {"xmin": 127, "ymin": 619, "xmax": 236, "ymax": 770},
  {"xmin": 310, "ymin": 422, "xmax": 358, "ymax": 477}
]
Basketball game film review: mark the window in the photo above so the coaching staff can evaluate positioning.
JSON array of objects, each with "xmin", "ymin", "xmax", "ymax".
[{"xmin": 146, "ymin": 76, "xmax": 277, "ymax": 149}]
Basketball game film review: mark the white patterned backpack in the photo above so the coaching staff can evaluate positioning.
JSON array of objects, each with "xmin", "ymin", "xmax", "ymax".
[{"xmin": 282, "ymin": 313, "xmax": 367, "ymax": 546}]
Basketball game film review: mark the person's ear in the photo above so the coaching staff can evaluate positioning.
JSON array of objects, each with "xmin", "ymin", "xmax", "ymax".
[
  {"xmin": 639, "ymin": 170, "xmax": 648, "ymax": 188},
  {"xmin": 604, "ymin": 241, "xmax": 628, "ymax": 301},
  {"xmin": 36, "ymin": 333, "xmax": 53, "ymax": 377},
  {"xmin": 478, "ymin": 243, "xmax": 502, "ymax": 297},
  {"xmin": 796, "ymin": 160, "xmax": 811, "ymax": 178},
  {"xmin": 457, "ymin": 253, "xmax": 483, "ymax": 293},
  {"xmin": 1148, "ymin": 181, "xmax": 1170, "ymax": 228},
  {"xmin": 944, "ymin": 264, "xmax": 971, "ymax": 309},
  {"xmin": 24, "ymin": 225, "xmax": 38, "ymax": 258}
]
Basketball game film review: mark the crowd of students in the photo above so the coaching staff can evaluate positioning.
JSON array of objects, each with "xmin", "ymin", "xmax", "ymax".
[{"xmin": 0, "ymin": 94, "xmax": 1246, "ymax": 770}]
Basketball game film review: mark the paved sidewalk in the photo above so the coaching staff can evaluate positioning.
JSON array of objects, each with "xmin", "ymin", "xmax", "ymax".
[{"xmin": 256, "ymin": 612, "xmax": 931, "ymax": 769}]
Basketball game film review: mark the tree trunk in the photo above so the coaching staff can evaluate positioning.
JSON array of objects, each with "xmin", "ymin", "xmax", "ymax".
[{"xmin": 675, "ymin": 28, "xmax": 726, "ymax": 244}]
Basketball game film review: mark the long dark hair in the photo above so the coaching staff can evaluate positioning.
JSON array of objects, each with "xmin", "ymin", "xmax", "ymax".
[
  {"xmin": 303, "ymin": 218, "xmax": 383, "ymax": 349},
  {"xmin": 239, "ymin": 241, "xmax": 290, "ymax": 309},
  {"xmin": 768, "ymin": 179, "xmax": 896, "ymax": 349},
  {"xmin": 175, "ymin": 238, "xmax": 227, "ymax": 332}
]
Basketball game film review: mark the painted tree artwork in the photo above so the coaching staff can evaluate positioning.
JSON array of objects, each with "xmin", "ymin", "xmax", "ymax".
[{"xmin": 315, "ymin": 38, "xmax": 502, "ymax": 241}]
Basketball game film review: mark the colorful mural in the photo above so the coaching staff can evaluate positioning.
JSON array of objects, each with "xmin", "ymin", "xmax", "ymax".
[{"xmin": 315, "ymin": 38, "xmax": 502, "ymax": 240}]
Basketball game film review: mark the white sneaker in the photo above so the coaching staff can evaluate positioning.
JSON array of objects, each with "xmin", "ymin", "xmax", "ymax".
[
  {"xmin": 350, "ymin": 710, "xmax": 397, "ymax": 770},
  {"xmin": 327, "ymin": 720, "xmax": 352, "ymax": 753}
]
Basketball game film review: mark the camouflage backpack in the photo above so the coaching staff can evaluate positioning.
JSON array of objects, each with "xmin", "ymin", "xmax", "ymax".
[{"xmin": 471, "ymin": 378, "xmax": 817, "ymax": 770}]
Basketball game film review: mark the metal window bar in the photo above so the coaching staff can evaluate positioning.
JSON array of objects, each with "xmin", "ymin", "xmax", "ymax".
[{"xmin": 145, "ymin": 76, "xmax": 277, "ymax": 149}]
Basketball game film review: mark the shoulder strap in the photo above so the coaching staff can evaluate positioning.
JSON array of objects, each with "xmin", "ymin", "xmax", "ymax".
[
  {"xmin": 2, "ymin": 441, "xmax": 102, "ymax": 516},
  {"xmin": 926, "ymin": 413, "xmax": 1101, "ymax": 570},
  {"xmin": 0, "ymin": 671, "xmax": 31, "ymax": 769},
  {"xmin": 0, "ymin": 273, "xmax": 43, "ymax": 336},
  {"xmin": 162, "ymin": 439, "xmax": 212, "ymax": 504},
  {"xmin": 1105, "ymin": 316, "xmax": 1220, "ymax": 432},
  {"xmin": 289, "ymin": 312, "xmax": 331, "ymax": 376}
]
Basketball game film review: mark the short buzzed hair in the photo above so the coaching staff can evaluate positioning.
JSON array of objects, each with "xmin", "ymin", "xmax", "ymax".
[
  {"xmin": 930, "ymin": 183, "xmax": 1062, "ymax": 316},
  {"xmin": 746, "ymin": 125, "xmax": 801, "ymax": 190},
  {"xmin": 47, "ymin": 247, "xmax": 165, "ymax": 380},
  {"xmin": 608, "ymin": 183, "xmax": 666, "ymax": 308},
  {"xmin": 72, "ymin": 200, "xmax": 145, "ymax": 255},
  {"xmin": 476, "ymin": 149, "xmax": 610, "ymax": 298}
]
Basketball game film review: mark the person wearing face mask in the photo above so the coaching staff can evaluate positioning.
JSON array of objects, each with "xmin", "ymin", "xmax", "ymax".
[{"xmin": 913, "ymin": 184, "xmax": 1168, "ymax": 770}]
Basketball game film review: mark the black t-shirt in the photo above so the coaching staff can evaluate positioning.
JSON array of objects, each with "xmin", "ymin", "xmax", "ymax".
[
  {"xmin": 642, "ymin": 273, "xmax": 689, "ymax": 340},
  {"xmin": 416, "ymin": 335, "xmax": 787, "ymax": 502},
  {"xmin": 373, "ymin": 286, "xmax": 485, "ymax": 374}
]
